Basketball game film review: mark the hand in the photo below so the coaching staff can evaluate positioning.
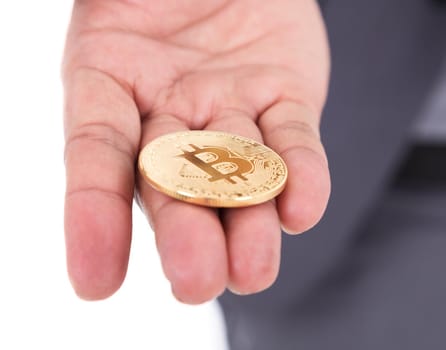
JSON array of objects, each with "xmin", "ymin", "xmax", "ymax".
[{"xmin": 63, "ymin": 0, "xmax": 331, "ymax": 304}]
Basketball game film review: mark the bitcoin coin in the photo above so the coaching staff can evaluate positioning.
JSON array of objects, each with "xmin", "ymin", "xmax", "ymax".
[{"xmin": 138, "ymin": 131, "xmax": 288, "ymax": 207}]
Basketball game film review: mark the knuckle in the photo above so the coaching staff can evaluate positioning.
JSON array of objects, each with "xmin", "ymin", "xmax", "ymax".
[{"xmin": 64, "ymin": 122, "xmax": 136, "ymax": 161}]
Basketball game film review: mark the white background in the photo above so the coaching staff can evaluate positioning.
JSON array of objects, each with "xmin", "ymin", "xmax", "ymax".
[{"xmin": 0, "ymin": 2, "xmax": 227, "ymax": 349}]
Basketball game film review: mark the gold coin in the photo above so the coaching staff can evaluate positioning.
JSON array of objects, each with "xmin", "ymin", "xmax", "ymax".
[{"xmin": 138, "ymin": 130, "xmax": 287, "ymax": 207}]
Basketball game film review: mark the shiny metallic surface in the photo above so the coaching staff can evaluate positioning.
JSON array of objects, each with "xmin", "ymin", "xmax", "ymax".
[{"xmin": 138, "ymin": 131, "xmax": 288, "ymax": 207}]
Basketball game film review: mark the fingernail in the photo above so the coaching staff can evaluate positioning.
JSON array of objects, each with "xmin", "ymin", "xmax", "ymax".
[{"xmin": 227, "ymin": 284, "xmax": 248, "ymax": 296}]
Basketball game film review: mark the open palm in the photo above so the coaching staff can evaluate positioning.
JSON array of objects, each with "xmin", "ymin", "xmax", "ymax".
[{"xmin": 63, "ymin": 0, "xmax": 330, "ymax": 304}]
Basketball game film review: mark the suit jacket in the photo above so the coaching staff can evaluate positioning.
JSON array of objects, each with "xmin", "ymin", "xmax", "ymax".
[{"xmin": 220, "ymin": 0, "xmax": 446, "ymax": 312}]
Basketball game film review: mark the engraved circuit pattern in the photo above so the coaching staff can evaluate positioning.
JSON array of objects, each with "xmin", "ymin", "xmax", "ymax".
[{"xmin": 138, "ymin": 131, "xmax": 287, "ymax": 207}]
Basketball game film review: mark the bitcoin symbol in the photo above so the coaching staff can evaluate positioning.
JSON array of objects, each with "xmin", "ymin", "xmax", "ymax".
[{"xmin": 178, "ymin": 144, "xmax": 254, "ymax": 184}]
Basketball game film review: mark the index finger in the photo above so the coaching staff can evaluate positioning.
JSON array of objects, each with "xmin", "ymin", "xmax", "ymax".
[{"xmin": 259, "ymin": 100, "xmax": 331, "ymax": 234}]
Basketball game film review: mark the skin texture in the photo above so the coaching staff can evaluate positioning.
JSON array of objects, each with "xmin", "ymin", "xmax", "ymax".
[{"xmin": 63, "ymin": 0, "xmax": 331, "ymax": 304}]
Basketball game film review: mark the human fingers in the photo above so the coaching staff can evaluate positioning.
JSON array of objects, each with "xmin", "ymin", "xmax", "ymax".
[
  {"xmin": 136, "ymin": 114, "xmax": 228, "ymax": 304},
  {"xmin": 258, "ymin": 100, "xmax": 331, "ymax": 234},
  {"xmin": 64, "ymin": 68, "xmax": 140, "ymax": 299},
  {"xmin": 205, "ymin": 109, "xmax": 282, "ymax": 295}
]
